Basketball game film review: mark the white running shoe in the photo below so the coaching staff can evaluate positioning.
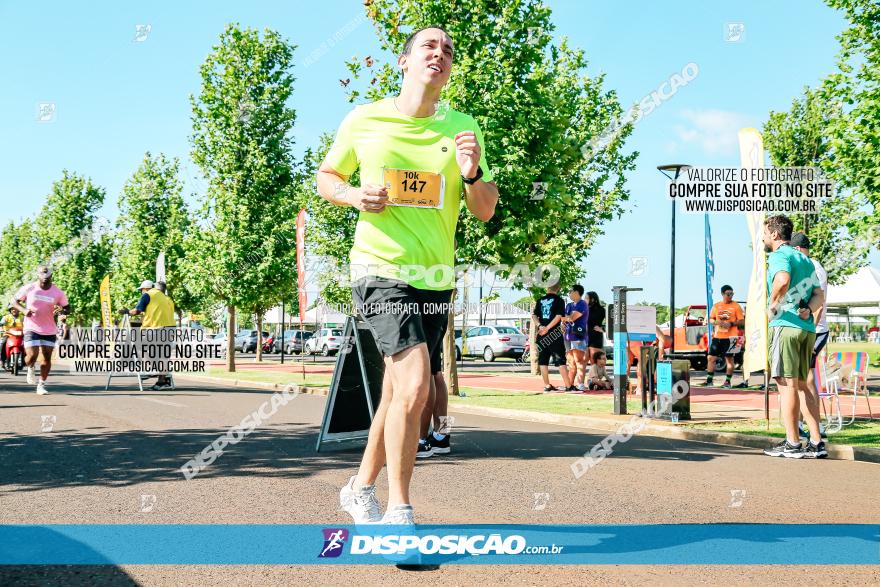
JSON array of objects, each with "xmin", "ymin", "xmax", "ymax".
[
  {"xmin": 36, "ymin": 381, "xmax": 49, "ymax": 395},
  {"xmin": 340, "ymin": 476, "xmax": 383, "ymax": 524},
  {"xmin": 26, "ymin": 366, "xmax": 35, "ymax": 385},
  {"xmin": 381, "ymin": 504, "xmax": 415, "ymax": 525}
]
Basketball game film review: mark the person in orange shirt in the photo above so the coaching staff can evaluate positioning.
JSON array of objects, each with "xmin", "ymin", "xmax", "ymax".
[{"xmin": 706, "ymin": 285, "xmax": 745, "ymax": 388}]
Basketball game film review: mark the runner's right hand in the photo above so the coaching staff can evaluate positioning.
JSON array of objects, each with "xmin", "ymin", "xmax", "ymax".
[{"xmin": 347, "ymin": 184, "xmax": 388, "ymax": 213}]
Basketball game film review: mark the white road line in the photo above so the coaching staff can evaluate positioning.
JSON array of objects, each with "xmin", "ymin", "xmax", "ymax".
[{"xmin": 133, "ymin": 397, "xmax": 187, "ymax": 408}]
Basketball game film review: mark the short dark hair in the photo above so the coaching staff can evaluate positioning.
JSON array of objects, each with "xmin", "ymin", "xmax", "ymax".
[
  {"xmin": 764, "ymin": 215, "xmax": 793, "ymax": 241},
  {"xmin": 570, "ymin": 284, "xmax": 584, "ymax": 296},
  {"xmin": 593, "ymin": 350, "xmax": 606, "ymax": 362},
  {"xmin": 402, "ymin": 26, "xmax": 452, "ymax": 55},
  {"xmin": 721, "ymin": 285, "xmax": 733, "ymax": 294}
]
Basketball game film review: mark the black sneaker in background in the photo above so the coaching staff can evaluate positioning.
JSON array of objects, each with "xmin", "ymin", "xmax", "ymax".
[
  {"xmin": 803, "ymin": 441, "xmax": 828, "ymax": 459},
  {"xmin": 431, "ymin": 434, "xmax": 450, "ymax": 454},
  {"xmin": 416, "ymin": 439, "xmax": 434, "ymax": 459},
  {"xmin": 763, "ymin": 439, "xmax": 804, "ymax": 458}
]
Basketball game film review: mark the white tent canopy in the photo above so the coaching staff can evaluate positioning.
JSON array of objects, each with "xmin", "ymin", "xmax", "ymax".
[{"xmin": 827, "ymin": 266, "xmax": 880, "ymax": 307}]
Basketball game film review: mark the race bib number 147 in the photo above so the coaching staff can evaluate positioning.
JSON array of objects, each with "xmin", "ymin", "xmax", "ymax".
[{"xmin": 383, "ymin": 168, "xmax": 444, "ymax": 209}]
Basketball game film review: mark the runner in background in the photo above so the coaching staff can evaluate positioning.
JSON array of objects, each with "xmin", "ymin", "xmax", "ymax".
[
  {"xmin": 12, "ymin": 266, "xmax": 69, "ymax": 395},
  {"xmin": 417, "ymin": 344, "xmax": 452, "ymax": 458},
  {"xmin": 705, "ymin": 285, "xmax": 745, "ymax": 388},
  {"xmin": 1, "ymin": 305, "xmax": 24, "ymax": 370}
]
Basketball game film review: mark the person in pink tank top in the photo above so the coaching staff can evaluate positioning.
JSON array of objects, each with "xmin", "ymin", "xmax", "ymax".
[{"xmin": 12, "ymin": 266, "xmax": 70, "ymax": 395}]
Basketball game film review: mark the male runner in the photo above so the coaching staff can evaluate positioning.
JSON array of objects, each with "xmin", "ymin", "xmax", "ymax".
[
  {"xmin": 317, "ymin": 27, "xmax": 498, "ymax": 524},
  {"xmin": 791, "ymin": 232, "xmax": 829, "ymax": 442},
  {"xmin": 705, "ymin": 285, "xmax": 745, "ymax": 388},
  {"xmin": 761, "ymin": 215, "xmax": 825, "ymax": 459},
  {"xmin": 13, "ymin": 266, "xmax": 69, "ymax": 395}
]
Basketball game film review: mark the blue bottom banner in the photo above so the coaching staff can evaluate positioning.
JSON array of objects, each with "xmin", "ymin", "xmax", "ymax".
[{"xmin": 1, "ymin": 524, "xmax": 877, "ymax": 565}]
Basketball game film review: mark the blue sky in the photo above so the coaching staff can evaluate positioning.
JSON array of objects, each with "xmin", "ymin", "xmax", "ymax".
[{"xmin": 0, "ymin": 0, "xmax": 871, "ymax": 306}]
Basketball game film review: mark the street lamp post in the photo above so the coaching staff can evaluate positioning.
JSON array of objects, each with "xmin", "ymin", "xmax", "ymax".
[{"xmin": 657, "ymin": 164, "xmax": 692, "ymax": 355}]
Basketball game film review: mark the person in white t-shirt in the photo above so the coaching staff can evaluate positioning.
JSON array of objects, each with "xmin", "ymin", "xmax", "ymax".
[{"xmin": 791, "ymin": 232, "xmax": 828, "ymax": 441}]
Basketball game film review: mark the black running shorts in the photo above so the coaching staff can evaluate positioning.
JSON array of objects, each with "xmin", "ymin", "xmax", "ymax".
[{"xmin": 352, "ymin": 277, "xmax": 452, "ymax": 362}]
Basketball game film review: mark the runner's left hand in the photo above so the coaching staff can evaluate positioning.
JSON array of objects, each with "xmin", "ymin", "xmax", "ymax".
[
  {"xmin": 797, "ymin": 307, "xmax": 811, "ymax": 321},
  {"xmin": 455, "ymin": 131, "xmax": 480, "ymax": 180}
]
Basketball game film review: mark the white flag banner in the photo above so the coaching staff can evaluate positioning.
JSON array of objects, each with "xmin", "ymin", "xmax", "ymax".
[{"xmin": 738, "ymin": 128, "xmax": 768, "ymax": 379}]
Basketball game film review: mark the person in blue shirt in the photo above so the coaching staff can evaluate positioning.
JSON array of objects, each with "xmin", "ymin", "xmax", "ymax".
[
  {"xmin": 761, "ymin": 215, "xmax": 826, "ymax": 460},
  {"xmin": 562, "ymin": 284, "xmax": 589, "ymax": 391}
]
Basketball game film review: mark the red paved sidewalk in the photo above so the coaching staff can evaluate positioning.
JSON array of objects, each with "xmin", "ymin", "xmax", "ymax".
[{"xmin": 211, "ymin": 359, "xmax": 877, "ymax": 420}]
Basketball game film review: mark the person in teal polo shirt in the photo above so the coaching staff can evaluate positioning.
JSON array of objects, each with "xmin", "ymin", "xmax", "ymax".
[{"xmin": 761, "ymin": 214, "xmax": 826, "ymax": 459}]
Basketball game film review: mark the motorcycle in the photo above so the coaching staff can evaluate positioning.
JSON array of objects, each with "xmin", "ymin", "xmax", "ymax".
[
  {"xmin": 4, "ymin": 327, "xmax": 24, "ymax": 375},
  {"xmin": 261, "ymin": 334, "xmax": 276, "ymax": 354}
]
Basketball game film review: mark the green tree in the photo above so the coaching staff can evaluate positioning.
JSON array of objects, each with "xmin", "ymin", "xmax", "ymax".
[
  {"xmin": 113, "ymin": 152, "xmax": 199, "ymax": 320},
  {"xmin": 188, "ymin": 24, "xmax": 299, "ymax": 370},
  {"xmin": 820, "ymin": 0, "xmax": 880, "ymax": 257},
  {"xmin": 763, "ymin": 87, "xmax": 872, "ymax": 284},
  {"xmin": 0, "ymin": 222, "xmax": 25, "ymax": 301},
  {"xmin": 32, "ymin": 171, "xmax": 112, "ymax": 325}
]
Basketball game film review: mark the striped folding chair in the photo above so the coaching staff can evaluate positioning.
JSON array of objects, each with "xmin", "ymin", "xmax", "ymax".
[
  {"xmin": 814, "ymin": 352, "xmax": 843, "ymax": 434},
  {"xmin": 824, "ymin": 351, "xmax": 874, "ymax": 426}
]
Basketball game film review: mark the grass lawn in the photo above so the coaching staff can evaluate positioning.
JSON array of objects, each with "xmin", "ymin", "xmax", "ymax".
[
  {"xmin": 206, "ymin": 367, "xmax": 331, "ymax": 389},
  {"xmin": 686, "ymin": 419, "xmax": 880, "ymax": 448},
  {"xmin": 451, "ymin": 387, "xmax": 614, "ymax": 415},
  {"xmin": 826, "ymin": 342, "xmax": 880, "ymax": 374}
]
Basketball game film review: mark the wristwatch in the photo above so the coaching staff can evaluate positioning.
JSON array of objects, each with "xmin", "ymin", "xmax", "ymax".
[{"xmin": 462, "ymin": 166, "xmax": 483, "ymax": 185}]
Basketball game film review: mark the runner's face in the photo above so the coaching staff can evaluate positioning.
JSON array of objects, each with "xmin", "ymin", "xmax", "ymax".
[
  {"xmin": 762, "ymin": 226, "xmax": 774, "ymax": 253},
  {"xmin": 39, "ymin": 277, "xmax": 51, "ymax": 288},
  {"xmin": 722, "ymin": 290, "xmax": 734, "ymax": 300},
  {"xmin": 401, "ymin": 29, "xmax": 453, "ymax": 87}
]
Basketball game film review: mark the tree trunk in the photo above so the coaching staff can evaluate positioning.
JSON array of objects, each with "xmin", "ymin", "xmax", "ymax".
[
  {"xmin": 226, "ymin": 305, "xmax": 236, "ymax": 372},
  {"xmin": 444, "ymin": 288, "xmax": 459, "ymax": 396},
  {"xmin": 530, "ymin": 312, "xmax": 539, "ymax": 376},
  {"xmin": 255, "ymin": 312, "xmax": 263, "ymax": 362}
]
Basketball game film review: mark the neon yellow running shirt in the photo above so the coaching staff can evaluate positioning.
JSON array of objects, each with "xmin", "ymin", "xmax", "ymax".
[{"xmin": 325, "ymin": 98, "xmax": 493, "ymax": 291}]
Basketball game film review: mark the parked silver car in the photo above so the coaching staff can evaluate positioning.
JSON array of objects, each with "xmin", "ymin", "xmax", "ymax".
[
  {"xmin": 455, "ymin": 325, "xmax": 527, "ymax": 362},
  {"xmin": 304, "ymin": 328, "xmax": 345, "ymax": 356}
]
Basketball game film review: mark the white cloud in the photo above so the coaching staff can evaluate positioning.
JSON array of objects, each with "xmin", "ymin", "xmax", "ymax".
[{"xmin": 672, "ymin": 109, "xmax": 755, "ymax": 155}]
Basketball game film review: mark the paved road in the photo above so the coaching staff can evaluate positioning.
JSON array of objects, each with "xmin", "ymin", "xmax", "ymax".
[{"xmin": 1, "ymin": 370, "xmax": 878, "ymax": 586}]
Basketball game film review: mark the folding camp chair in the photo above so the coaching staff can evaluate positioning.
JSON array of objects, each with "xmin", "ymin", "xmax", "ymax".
[
  {"xmin": 822, "ymin": 351, "xmax": 874, "ymax": 427},
  {"xmin": 813, "ymin": 353, "xmax": 843, "ymax": 434}
]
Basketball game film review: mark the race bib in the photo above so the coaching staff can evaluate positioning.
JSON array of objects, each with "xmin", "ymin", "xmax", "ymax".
[{"xmin": 383, "ymin": 168, "xmax": 444, "ymax": 209}]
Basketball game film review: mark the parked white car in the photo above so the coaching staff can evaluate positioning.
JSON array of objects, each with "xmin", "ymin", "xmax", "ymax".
[
  {"xmin": 305, "ymin": 327, "xmax": 345, "ymax": 356},
  {"xmin": 455, "ymin": 325, "xmax": 527, "ymax": 362}
]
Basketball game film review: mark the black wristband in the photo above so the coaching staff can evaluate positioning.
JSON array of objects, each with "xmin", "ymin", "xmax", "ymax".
[{"xmin": 462, "ymin": 166, "xmax": 483, "ymax": 185}]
